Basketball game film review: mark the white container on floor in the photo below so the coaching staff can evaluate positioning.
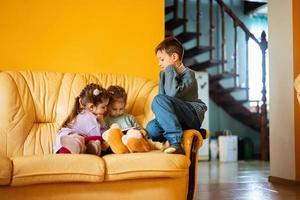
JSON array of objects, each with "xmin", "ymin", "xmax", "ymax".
[
  {"xmin": 218, "ymin": 136, "xmax": 238, "ymax": 162},
  {"xmin": 210, "ymin": 139, "xmax": 218, "ymax": 160}
]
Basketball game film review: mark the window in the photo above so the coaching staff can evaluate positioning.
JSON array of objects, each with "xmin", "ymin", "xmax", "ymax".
[{"xmin": 248, "ymin": 16, "xmax": 268, "ymax": 107}]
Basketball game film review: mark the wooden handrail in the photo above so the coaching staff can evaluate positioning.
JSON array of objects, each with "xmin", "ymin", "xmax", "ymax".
[{"xmin": 215, "ymin": 0, "xmax": 260, "ymax": 45}]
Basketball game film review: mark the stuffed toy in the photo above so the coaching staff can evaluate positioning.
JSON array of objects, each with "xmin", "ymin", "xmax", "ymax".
[
  {"xmin": 102, "ymin": 123, "xmax": 151, "ymax": 153},
  {"xmin": 122, "ymin": 129, "xmax": 151, "ymax": 153}
]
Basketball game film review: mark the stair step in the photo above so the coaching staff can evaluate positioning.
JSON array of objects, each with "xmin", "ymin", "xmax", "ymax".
[
  {"xmin": 185, "ymin": 46, "xmax": 213, "ymax": 58},
  {"xmin": 209, "ymin": 82, "xmax": 262, "ymax": 131},
  {"xmin": 213, "ymin": 86, "xmax": 249, "ymax": 94},
  {"xmin": 224, "ymin": 105, "xmax": 249, "ymax": 115},
  {"xmin": 188, "ymin": 59, "xmax": 227, "ymax": 71},
  {"xmin": 235, "ymin": 112, "xmax": 260, "ymax": 118},
  {"xmin": 165, "ymin": 18, "xmax": 187, "ymax": 30},
  {"xmin": 210, "ymin": 72, "xmax": 238, "ymax": 83},
  {"xmin": 220, "ymin": 99, "xmax": 249, "ymax": 106},
  {"xmin": 176, "ymin": 32, "xmax": 200, "ymax": 43},
  {"xmin": 233, "ymin": 112, "xmax": 261, "ymax": 127},
  {"xmin": 244, "ymin": 1, "xmax": 267, "ymax": 15},
  {"xmin": 165, "ymin": 5, "xmax": 175, "ymax": 15}
]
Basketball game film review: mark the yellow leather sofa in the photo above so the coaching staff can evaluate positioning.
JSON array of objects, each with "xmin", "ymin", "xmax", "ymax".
[{"xmin": 0, "ymin": 71, "xmax": 204, "ymax": 200}]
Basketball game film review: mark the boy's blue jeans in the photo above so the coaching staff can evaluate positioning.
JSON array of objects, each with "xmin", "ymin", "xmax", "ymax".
[{"xmin": 146, "ymin": 94, "xmax": 202, "ymax": 145}]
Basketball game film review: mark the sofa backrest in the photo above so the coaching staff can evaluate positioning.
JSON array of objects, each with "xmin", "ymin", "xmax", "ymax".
[{"xmin": 0, "ymin": 71, "xmax": 158, "ymax": 157}]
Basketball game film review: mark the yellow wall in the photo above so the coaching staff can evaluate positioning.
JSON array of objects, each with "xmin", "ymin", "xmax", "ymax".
[
  {"xmin": 0, "ymin": 0, "xmax": 163, "ymax": 80},
  {"xmin": 293, "ymin": 0, "xmax": 300, "ymax": 181}
]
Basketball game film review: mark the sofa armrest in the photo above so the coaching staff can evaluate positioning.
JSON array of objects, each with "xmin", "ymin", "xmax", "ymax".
[
  {"xmin": 182, "ymin": 129, "xmax": 205, "ymax": 159},
  {"xmin": 182, "ymin": 129, "xmax": 207, "ymax": 200}
]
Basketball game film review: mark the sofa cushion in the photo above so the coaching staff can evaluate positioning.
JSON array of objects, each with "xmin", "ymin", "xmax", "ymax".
[
  {"xmin": 0, "ymin": 156, "xmax": 12, "ymax": 185},
  {"xmin": 11, "ymin": 154, "xmax": 105, "ymax": 186},
  {"xmin": 103, "ymin": 151, "xmax": 190, "ymax": 181}
]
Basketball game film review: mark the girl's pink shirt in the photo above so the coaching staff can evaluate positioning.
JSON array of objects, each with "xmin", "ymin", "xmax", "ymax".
[{"xmin": 53, "ymin": 110, "xmax": 106, "ymax": 152}]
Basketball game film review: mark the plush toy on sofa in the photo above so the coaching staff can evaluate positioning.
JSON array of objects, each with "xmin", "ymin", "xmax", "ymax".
[{"xmin": 102, "ymin": 123, "xmax": 151, "ymax": 153}]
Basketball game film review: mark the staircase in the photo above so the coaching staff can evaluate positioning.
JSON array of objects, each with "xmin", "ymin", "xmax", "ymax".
[{"xmin": 165, "ymin": 0, "xmax": 269, "ymax": 160}]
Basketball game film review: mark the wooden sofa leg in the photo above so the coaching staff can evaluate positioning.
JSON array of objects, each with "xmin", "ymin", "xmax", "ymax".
[{"xmin": 187, "ymin": 136, "xmax": 199, "ymax": 200}]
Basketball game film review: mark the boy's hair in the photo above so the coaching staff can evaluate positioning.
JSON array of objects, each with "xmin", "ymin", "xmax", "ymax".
[
  {"xmin": 155, "ymin": 37, "xmax": 184, "ymax": 61},
  {"xmin": 107, "ymin": 85, "xmax": 127, "ymax": 104},
  {"xmin": 61, "ymin": 83, "xmax": 109, "ymax": 128}
]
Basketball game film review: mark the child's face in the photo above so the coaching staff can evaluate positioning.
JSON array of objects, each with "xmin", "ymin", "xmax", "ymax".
[
  {"xmin": 108, "ymin": 99, "xmax": 125, "ymax": 117},
  {"xmin": 89, "ymin": 98, "xmax": 109, "ymax": 116},
  {"xmin": 156, "ymin": 50, "xmax": 178, "ymax": 70}
]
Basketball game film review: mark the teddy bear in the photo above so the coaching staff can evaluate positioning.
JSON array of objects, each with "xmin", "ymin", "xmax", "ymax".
[{"xmin": 102, "ymin": 123, "xmax": 152, "ymax": 153}]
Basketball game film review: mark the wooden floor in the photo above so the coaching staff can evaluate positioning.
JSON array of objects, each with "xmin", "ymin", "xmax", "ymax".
[{"xmin": 195, "ymin": 161, "xmax": 300, "ymax": 200}]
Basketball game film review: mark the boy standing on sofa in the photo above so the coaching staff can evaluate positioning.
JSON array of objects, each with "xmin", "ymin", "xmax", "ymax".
[{"xmin": 146, "ymin": 37, "xmax": 207, "ymax": 154}]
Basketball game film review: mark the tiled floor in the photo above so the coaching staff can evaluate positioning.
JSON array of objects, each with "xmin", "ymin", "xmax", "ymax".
[{"xmin": 195, "ymin": 161, "xmax": 300, "ymax": 200}]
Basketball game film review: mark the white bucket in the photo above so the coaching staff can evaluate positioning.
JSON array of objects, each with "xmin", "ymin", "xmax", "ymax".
[{"xmin": 218, "ymin": 136, "xmax": 238, "ymax": 162}]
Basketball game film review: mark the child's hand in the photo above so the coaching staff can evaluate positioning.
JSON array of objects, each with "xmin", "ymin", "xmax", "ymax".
[
  {"xmin": 160, "ymin": 64, "xmax": 174, "ymax": 71},
  {"xmin": 160, "ymin": 65, "xmax": 168, "ymax": 71},
  {"xmin": 161, "ymin": 64, "xmax": 177, "ymax": 72}
]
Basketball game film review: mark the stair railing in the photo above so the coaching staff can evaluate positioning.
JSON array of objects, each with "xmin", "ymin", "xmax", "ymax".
[
  {"xmin": 214, "ymin": 0, "xmax": 269, "ymax": 160},
  {"xmin": 219, "ymin": 1, "xmax": 226, "ymax": 73},
  {"xmin": 209, "ymin": 0, "xmax": 215, "ymax": 61}
]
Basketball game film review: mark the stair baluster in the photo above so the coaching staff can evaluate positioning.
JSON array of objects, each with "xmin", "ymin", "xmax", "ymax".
[
  {"xmin": 183, "ymin": 0, "xmax": 187, "ymax": 31},
  {"xmin": 209, "ymin": 0, "xmax": 215, "ymax": 61},
  {"xmin": 174, "ymin": 0, "xmax": 178, "ymax": 19},
  {"xmin": 233, "ymin": 22, "xmax": 238, "ymax": 87},
  {"xmin": 260, "ymin": 31, "xmax": 268, "ymax": 161},
  {"xmin": 196, "ymin": 0, "xmax": 201, "ymax": 46},
  {"xmin": 220, "ymin": 3, "xmax": 226, "ymax": 73},
  {"xmin": 245, "ymin": 34, "xmax": 250, "ymax": 100}
]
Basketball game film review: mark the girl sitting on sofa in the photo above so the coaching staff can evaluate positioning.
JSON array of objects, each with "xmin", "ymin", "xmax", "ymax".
[
  {"xmin": 104, "ymin": 85, "xmax": 167, "ymax": 151},
  {"xmin": 53, "ymin": 83, "xmax": 109, "ymax": 155},
  {"xmin": 105, "ymin": 85, "xmax": 141, "ymax": 131}
]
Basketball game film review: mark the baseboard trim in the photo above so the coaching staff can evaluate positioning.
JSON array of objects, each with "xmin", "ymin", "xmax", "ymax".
[{"xmin": 269, "ymin": 176, "xmax": 300, "ymax": 185}]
